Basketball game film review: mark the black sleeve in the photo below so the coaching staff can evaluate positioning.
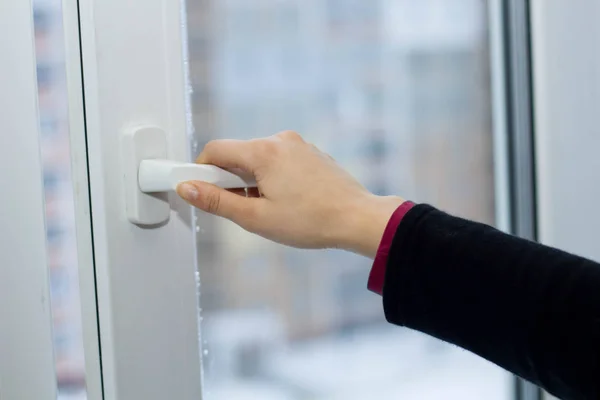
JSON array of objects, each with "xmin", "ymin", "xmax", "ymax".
[{"xmin": 383, "ymin": 204, "xmax": 600, "ymax": 400}]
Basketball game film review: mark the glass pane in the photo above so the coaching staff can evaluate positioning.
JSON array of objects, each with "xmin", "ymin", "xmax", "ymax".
[
  {"xmin": 185, "ymin": 0, "xmax": 510, "ymax": 398},
  {"xmin": 33, "ymin": 0, "xmax": 87, "ymax": 398}
]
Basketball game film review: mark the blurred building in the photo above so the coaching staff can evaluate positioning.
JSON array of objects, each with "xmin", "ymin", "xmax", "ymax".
[
  {"xmin": 33, "ymin": 0, "xmax": 86, "ymax": 391},
  {"xmin": 186, "ymin": 0, "xmax": 494, "ymax": 372}
]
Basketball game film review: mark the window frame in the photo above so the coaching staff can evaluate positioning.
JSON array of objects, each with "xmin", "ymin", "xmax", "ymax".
[
  {"xmin": 531, "ymin": 0, "xmax": 600, "ymax": 258},
  {"xmin": 530, "ymin": 3, "xmax": 600, "ymax": 398},
  {"xmin": 0, "ymin": 1, "xmax": 59, "ymax": 398},
  {"xmin": 62, "ymin": 0, "xmax": 104, "ymax": 397},
  {"xmin": 71, "ymin": 0, "xmax": 204, "ymax": 398},
  {"xmin": 498, "ymin": 0, "xmax": 542, "ymax": 399}
]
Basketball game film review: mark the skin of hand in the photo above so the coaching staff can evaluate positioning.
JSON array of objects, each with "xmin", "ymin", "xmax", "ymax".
[{"xmin": 176, "ymin": 131, "xmax": 404, "ymax": 258}]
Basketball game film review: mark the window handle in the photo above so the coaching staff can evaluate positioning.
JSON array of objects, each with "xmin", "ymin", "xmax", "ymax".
[
  {"xmin": 138, "ymin": 159, "xmax": 256, "ymax": 193},
  {"xmin": 123, "ymin": 126, "xmax": 256, "ymax": 225}
]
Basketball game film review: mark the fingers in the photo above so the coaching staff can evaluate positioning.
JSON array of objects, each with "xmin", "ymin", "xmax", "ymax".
[
  {"xmin": 196, "ymin": 139, "xmax": 256, "ymax": 171},
  {"xmin": 196, "ymin": 133, "xmax": 304, "ymax": 179},
  {"xmin": 177, "ymin": 181, "xmax": 261, "ymax": 229},
  {"xmin": 198, "ymin": 133, "xmax": 304, "ymax": 171}
]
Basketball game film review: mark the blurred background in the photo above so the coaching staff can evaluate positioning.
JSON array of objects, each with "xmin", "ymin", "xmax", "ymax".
[
  {"xmin": 186, "ymin": 0, "xmax": 509, "ymax": 399},
  {"xmin": 34, "ymin": 0, "xmax": 511, "ymax": 398}
]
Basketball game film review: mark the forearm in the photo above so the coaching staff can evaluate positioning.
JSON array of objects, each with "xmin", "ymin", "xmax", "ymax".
[{"xmin": 382, "ymin": 204, "xmax": 600, "ymax": 400}]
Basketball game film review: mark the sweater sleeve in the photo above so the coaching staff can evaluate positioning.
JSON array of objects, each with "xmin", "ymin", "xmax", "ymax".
[
  {"xmin": 367, "ymin": 201, "xmax": 415, "ymax": 295},
  {"xmin": 383, "ymin": 204, "xmax": 600, "ymax": 400}
]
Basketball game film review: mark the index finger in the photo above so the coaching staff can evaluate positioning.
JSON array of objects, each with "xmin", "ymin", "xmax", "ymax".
[{"xmin": 196, "ymin": 139, "xmax": 256, "ymax": 172}]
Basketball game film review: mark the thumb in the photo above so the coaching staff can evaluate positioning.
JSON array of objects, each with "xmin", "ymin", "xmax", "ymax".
[{"xmin": 177, "ymin": 181, "xmax": 257, "ymax": 225}]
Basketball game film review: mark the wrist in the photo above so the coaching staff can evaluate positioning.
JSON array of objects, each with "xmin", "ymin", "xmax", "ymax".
[{"xmin": 339, "ymin": 194, "xmax": 405, "ymax": 258}]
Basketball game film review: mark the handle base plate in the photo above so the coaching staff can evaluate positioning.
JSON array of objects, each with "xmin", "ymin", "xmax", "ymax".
[{"xmin": 122, "ymin": 126, "xmax": 170, "ymax": 225}]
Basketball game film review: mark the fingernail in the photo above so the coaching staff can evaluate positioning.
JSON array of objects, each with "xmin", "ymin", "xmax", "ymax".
[{"xmin": 177, "ymin": 182, "xmax": 199, "ymax": 202}]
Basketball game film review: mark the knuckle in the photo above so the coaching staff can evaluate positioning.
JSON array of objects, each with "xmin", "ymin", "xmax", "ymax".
[
  {"xmin": 196, "ymin": 140, "xmax": 219, "ymax": 162},
  {"xmin": 203, "ymin": 140, "xmax": 219, "ymax": 153},
  {"xmin": 277, "ymin": 130, "xmax": 303, "ymax": 142}
]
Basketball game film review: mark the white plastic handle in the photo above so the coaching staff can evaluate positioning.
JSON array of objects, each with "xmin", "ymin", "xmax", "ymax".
[{"xmin": 138, "ymin": 159, "xmax": 257, "ymax": 192}]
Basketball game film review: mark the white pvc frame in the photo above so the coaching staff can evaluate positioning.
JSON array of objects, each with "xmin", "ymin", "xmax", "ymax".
[
  {"xmin": 62, "ymin": 0, "xmax": 104, "ymax": 398},
  {"xmin": 0, "ymin": 1, "xmax": 58, "ymax": 398},
  {"xmin": 531, "ymin": 0, "xmax": 600, "ymax": 261},
  {"xmin": 73, "ymin": 0, "xmax": 204, "ymax": 398},
  {"xmin": 530, "ymin": 3, "xmax": 600, "ymax": 399}
]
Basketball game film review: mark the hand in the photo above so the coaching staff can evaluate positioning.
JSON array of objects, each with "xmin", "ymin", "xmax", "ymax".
[{"xmin": 176, "ymin": 131, "xmax": 404, "ymax": 258}]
